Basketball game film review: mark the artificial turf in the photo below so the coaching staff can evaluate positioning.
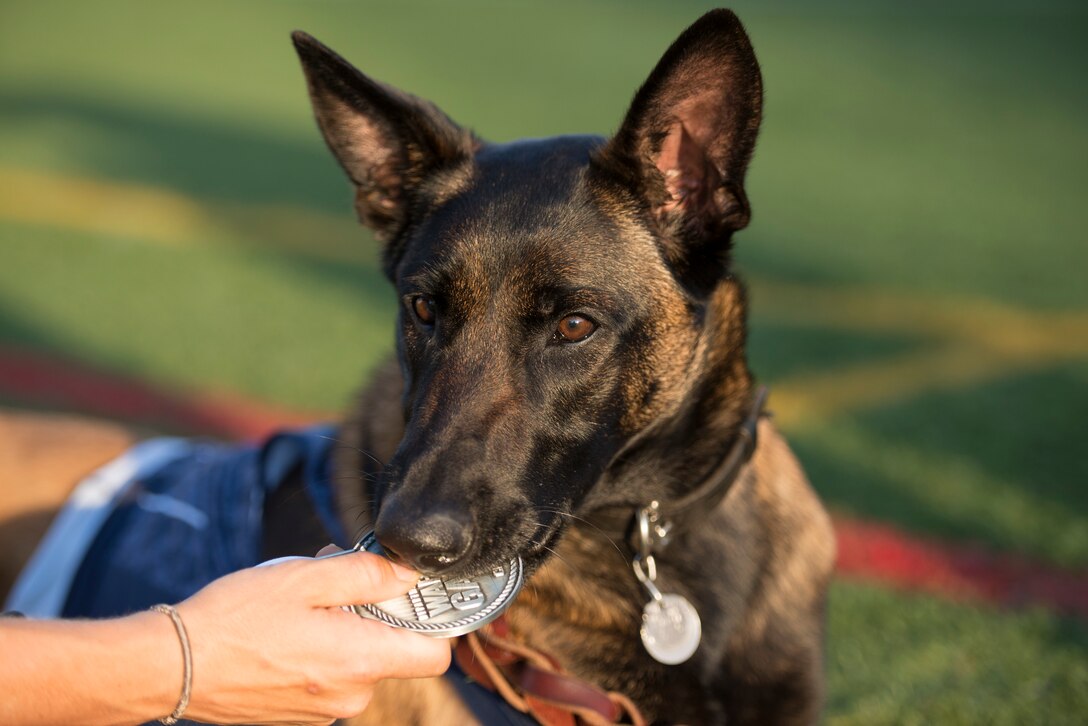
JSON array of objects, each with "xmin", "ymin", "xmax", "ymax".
[
  {"xmin": 2, "ymin": 0, "xmax": 1086, "ymax": 721},
  {"xmin": 828, "ymin": 581, "xmax": 1088, "ymax": 724}
]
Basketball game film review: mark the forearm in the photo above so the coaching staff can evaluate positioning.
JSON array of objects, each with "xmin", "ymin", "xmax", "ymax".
[{"xmin": 0, "ymin": 611, "xmax": 180, "ymax": 726}]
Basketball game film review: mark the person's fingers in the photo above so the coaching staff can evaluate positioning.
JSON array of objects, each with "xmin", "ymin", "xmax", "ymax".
[{"xmin": 299, "ymin": 551, "xmax": 420, "ymax": 606}]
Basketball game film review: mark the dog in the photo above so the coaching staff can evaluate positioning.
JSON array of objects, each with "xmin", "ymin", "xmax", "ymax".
[
  {"xmin": 1, "ymin": 9, "xmax": 834, "ymax": 725},
  {"xmin": 296, "ymin": 8, "xmax": 835, "ymax": 724}
]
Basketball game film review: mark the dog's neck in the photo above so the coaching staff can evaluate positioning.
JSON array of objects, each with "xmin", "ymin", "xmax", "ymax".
[{"xmin": 581, "ymin": 276, "xmax": 755, "ymax": 519}]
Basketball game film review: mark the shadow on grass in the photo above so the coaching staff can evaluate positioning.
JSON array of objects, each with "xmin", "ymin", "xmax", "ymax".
[
  {"xmin": 793, "ymin": 361, "xmax": 1088, "ymax": 565},
  {"xmin": 0, "ymin": 90, "xmax": 347, "ymax": 213},
  {"xmin": 747, "ymin": 320, "xmax": 928, "ymax": 383},
  {"xmin": 0, "ymin": 89, "xmax": 410, "ymax": 409},
  {"xmin": 855, "ymin": 361, "xmax": 1088, "ymax": 509}
]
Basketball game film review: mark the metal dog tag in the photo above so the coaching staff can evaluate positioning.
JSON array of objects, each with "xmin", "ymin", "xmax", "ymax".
[
  {"xmin": 641, "ymin": 593, "xmax": 702, "ymax": 665},
  {"xmin": 632, "ymin": 549, "xmax": 701, "ymax": 665},
  {"xmin": 349, "ymin": 530, "xmax": 524, "ymax": 638}
]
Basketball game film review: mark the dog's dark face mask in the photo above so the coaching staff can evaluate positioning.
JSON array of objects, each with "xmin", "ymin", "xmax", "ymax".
[{"xmin": 293, "ymin": 10, "xmax": 762, "ymax": 577}]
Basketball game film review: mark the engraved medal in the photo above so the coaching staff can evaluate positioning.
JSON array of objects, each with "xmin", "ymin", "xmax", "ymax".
[{"xmin": 350, "ymin": 530, "xmax": 524, "ymax": 638}]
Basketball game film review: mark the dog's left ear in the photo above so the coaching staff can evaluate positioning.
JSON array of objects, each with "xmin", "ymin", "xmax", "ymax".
[{"xmin": 595, "ymin": 10, "xmax": 762, "ymax": 276}]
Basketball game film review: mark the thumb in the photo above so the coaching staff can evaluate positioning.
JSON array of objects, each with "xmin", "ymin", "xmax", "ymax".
[{"xmin": 300, "ymin": 550, "xmax": 420, "ymax": 607}]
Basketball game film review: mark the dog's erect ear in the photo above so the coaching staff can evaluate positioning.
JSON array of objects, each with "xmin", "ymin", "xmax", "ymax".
[
  {"xmin": 596, "ymin": 10, "xmax": 762, "ymax": 275},
  {"xmin": 292, "ymin": 32, "xmax": 475, "ymax": 250}
]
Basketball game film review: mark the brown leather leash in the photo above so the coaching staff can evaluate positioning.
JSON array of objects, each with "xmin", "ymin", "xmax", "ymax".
[{"xmin": 453, "ymin": 617, "xmax": 647, "ymax": 726}]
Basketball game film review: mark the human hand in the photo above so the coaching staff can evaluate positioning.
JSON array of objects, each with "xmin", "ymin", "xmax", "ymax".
[{"xmin": 175, "ymin": 550, "xmax": 450, "ymax": 725}]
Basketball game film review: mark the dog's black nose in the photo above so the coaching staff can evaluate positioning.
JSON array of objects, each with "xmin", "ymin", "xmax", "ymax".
[{"xmin": 375, "ymin": 510, "xmax": 473, "ymax": 574}]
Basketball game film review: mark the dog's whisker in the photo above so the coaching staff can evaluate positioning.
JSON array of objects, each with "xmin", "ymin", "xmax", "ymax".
[
  {"xmin": 539, "ymin": 544, "xmax": 579, "ymax": 576},
  {"xmin": 350, "ymin": 506, "xmax": 380, "ymax": 532},
  {"xmin": 527, "ymin": 532, "xmax": 581, "ymax": 577},
  {"xmin": 535, "ymin": 506, "xmax": 626, "ymax": 563},
  {"xmin": 270, "ymin": 487, "xmax": 312, "ymax": 505},
  {"xmin": 330, "ymin": 472, "xmax": 380, "ymax": 484},
  {"xmin": 317, "ymin": 434, "xmax": 385, "ymax": 468}
]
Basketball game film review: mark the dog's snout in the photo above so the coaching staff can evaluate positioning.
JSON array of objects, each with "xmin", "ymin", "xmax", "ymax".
[{"xmin": 375, "ymin": 508, "xmax": 473, "ymax": 575}]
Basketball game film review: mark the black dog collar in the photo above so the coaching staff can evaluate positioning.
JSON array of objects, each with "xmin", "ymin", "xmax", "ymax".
[{"xmin": 585, "ymin": 384, "xmax": 768, "ymax": 550}]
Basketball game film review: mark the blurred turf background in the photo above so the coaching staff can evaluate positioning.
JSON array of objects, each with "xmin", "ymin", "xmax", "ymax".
[{"xmin": 1, "ymin": 0, "xmax": 1086, "ymax": 721}]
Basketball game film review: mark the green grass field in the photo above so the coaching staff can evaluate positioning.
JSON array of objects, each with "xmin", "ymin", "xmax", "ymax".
[{"xmin": 2, "ymin": 1, "xmax": 1086, "ymax": 721}]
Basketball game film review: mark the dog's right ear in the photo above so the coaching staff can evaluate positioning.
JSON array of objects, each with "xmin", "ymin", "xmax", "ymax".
[
  {"xmin": 292, "ymin": 32, "xmax": 476, "ymax": 256},
  {"xmin": 594, "ymin": 10, "xmax": 762, "ymax": 287}
]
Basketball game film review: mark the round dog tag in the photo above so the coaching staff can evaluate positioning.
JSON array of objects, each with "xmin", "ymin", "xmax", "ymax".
[
  {"xmin": 350, "ymin": 530, "xmax": 524, "ymax": 638},
  {"xmin": 641, "ymin": 593, "xmax": 701, "ymax": 665}
]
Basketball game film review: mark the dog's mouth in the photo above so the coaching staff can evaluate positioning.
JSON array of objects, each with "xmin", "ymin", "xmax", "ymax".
[
  {"xmin": 368, "ymin": 500, "xmax": 571, "ymax": 582},
  {"xmin": 463, "ymin": 510, "xmax": 571, "ymax": 581},
  {"xmin": 453, "ymin": 510, "xmax": 568, "ymax": 583}
]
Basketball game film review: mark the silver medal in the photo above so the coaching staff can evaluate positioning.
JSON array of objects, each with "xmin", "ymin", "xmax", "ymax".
[
  {"xmin": 641, "ymin": 593, "xmax": 702, "ymax": 665},
  {"xmin": 349, "ymin": 530, "xmax": 524, "ymax": 638}
]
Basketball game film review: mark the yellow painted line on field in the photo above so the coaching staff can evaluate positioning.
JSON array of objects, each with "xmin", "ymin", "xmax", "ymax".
[
  {"xmin": 0, "ymin": 166, "xmax": 218, "ymax": 246},
  {"xmin": 750, "ymin": 278, "xmax": 1088, "ymax": 356},
  {"xmin": 768, "ymin": 343, "xmax": 1084, "ymax": 428},
  {"xmin": 751, "ymin": 279, "xmax": 1088, "ymax": 427},
  {"xmin": 0, "ymin": 165, "xmax": 371, "ymax": 266}
]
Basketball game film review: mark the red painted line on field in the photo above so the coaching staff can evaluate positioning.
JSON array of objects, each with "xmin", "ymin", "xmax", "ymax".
[
  {"xmin": 834, "ymin": 516, "xmax": 1088, "ymax": 619},
  {"xmin": 0, "ymin": 345, "xmax": 325, "ymax": 440},
  {"xmin": 2, "ymin": 344, "xmax": 1086, "ymax": 619}
]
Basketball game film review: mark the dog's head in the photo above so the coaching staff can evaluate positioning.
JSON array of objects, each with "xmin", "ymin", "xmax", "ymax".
[{"xmin": 294, "ymin": 10, "xmax": 761, "ymax": 577}]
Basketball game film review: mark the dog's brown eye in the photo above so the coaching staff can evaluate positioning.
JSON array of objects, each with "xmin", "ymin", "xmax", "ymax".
[
  {"xmin": 554, "ymin": 314, "xmax": 596, "ymax": 343},
  {"xmin": 412, "ymin": 295, "xmax": 436, "ymax": 325}
]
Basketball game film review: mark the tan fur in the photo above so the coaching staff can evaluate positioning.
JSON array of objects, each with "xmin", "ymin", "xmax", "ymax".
[
  {"xmin": 722, "ymin": 420, "xmax": 836, "ymax": 679},
  {"xmin": 0, "ymin": 409, "xmax": 136, "ymax": 601},
  {"xmin": 345, "ymin": 670, "xmax": 478, "ymax": 726}
]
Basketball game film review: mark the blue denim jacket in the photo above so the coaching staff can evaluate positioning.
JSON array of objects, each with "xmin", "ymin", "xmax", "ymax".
[{"xmin": 7, "ymin": 426, "xmax": 346, "ymax": 620}]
